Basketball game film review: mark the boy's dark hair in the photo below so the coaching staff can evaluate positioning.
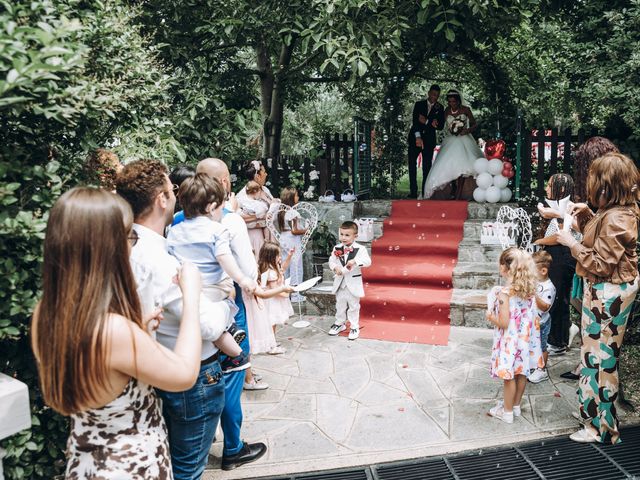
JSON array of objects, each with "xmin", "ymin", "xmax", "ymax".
[
  {"xmin": 429, "ymin": 84, "xmax": 441, "ymax": 92},
  {"xmin": 180, "ymin": 173, "xmax": 226, "ymax": 219},
  {"xmin": 532, "ymin": 250, "xmax": 552, "ymax": 270},
  {"xmin": 169, "ymin": 164, "xmax": 196, "ymax": 189},
  {"xmin": 340, "ymin": 220, "xmax": 358, "ymax": 233}
]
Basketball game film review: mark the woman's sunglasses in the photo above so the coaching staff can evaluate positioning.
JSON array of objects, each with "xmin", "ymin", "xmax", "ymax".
[{"xmin": 128, "ymin": 229, "xmax": 139, "ymax": 247}]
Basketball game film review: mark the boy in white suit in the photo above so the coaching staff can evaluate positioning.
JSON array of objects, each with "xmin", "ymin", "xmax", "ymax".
[{"xmin": 328, "ymin": 221, "xmax": 372, "ymax": 340}]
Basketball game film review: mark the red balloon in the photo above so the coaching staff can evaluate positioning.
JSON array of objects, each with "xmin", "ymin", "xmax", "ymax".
[
  {"xmin": 506, "ymin": 170, "xmax": 515, "ymax": 179},
  {"xmin": 502, "ymin": 162, "xmax": 513, "ymax": 171},
  {"xmin": 502, "ymin": 157, "xmax": 512, "ymax": 164},
  {"xmin": 485, "ymin": 139, "xmax": 506, "ymax": 159}
]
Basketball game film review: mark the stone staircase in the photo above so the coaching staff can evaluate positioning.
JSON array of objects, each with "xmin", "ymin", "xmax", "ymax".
[
  {"xmin": 304, "ymin": 200, "xmax": 511, "ymax": 328},
  {"xmin": 449, "ymin": 203, "xmax": 509, "ymax": 328}
]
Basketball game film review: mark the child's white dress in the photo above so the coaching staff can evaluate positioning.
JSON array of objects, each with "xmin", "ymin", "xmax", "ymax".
[
  {"xmin": 261, "ymin": 269, "xmax": 294, "ymax": 325},
  {"xmin": 488, "ymin": 286, "xmax": 543, "ymax": 380},
  {"xmin": 279, "ymin": 210, "xmax": 304, "ymax": 301}
]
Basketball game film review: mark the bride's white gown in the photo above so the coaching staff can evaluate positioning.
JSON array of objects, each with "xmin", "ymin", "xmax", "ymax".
[{"xmin": 423, "ymin": 113, "xmax": 485, "ymax": 199}]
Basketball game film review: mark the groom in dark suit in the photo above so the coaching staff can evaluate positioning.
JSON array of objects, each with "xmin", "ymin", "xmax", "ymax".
[{"xmin": 407, "ymin": 84, "xmax": 445, "ymax": 198}]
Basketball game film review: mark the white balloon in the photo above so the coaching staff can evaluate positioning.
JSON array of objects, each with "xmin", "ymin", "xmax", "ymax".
[
  {"xmin": 486, "ymin": 186, "xmax": 501, "ymax": 203},
  {"xmin": 493, "ymin": 174, "xmax": 509, "ymax": 189},
  {"xmin": 500, "ymin": 187, "xmax": 512, "ymax": 202},
  {"xmin": 476, "ymin": 172, "xmax": 493, "ymax": 189},
  {"xmin": 473, "ymin": 187, "xmax": 487, "ymax": 202},
  {"xmin": 473, "ymin": 157, "xmax": 489, "ymax": 174},
  {"xmin": 487, "ymin": 158, "xmax": 504, "ymax": 176}
]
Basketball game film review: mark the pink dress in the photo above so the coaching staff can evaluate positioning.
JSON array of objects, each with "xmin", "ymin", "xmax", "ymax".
[
  {"xmin": 262, "ymin": 269, "xmax": 294, "ymax": 326},
  {"xmin": 243, "ymin": 290, "xmax": 277, "ymax": 355},
  {"xmin": 489, "ymin": 286, "xmax": 543, "ymax": 380}
]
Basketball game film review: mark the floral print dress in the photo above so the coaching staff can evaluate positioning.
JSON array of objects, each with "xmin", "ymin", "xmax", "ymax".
[{"xmin": 489, "ymin": 286, "xmax": 543, "ymax": 380}]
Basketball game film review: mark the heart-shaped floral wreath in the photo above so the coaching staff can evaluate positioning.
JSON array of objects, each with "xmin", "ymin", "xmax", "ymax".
[
  {"xmin": 266, "ymin": 202, "xmax": 319, "ymax": 261},
  {"xmin": 495, "ymin": 205, "xmax": 533, "ymax": 252}
]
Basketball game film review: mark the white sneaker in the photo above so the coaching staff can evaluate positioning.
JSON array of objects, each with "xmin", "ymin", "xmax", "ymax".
[
  {"xmin": 547, "ymin": 344, "xmax": 567, "ymax": 356},
  {"xmin": 328, "ymin": 323, "xmax": 346, "ymax": 336},
  {"xmin": 243, "ymin": 380, "xmax": 269, "ymax": 391},
  {"xmin": 570, "ymin": 427, "xmax": 597, "ymax": 443},
  {"xmin": 528, "ymin": 368, "xmax": 549, "ymax": 384},
  {"xmin": 267, "ymin": 346, "xmax": 286, "ymax": 355},
  {"xmin": 488, "ymin": 404, "xmax": 514, "ymax": 424},
  {"xmin": 568, "ymin": 324, "xmax": 580, "ymax": 347},
  {"xmin": 348, "ymin": 328, "xmax": 360, "ymax": 340}
]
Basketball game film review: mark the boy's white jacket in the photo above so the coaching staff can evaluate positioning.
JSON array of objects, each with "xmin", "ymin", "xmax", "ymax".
[{"xmin": 328, "ymin": 241, "xmax": 371, "ymax": 297}]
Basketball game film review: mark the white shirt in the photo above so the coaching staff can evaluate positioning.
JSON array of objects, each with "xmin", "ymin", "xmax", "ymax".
[
  {"xmin": 221, "ymin": 209, "xmax": 258, "ymax": 280},
  {"xmin": 536, "ymin": 278, "xmax": 556, "ymax": 324},
  {"xmin": 130, "ymin": 224, "xmax": 229, "ymax": 360}
]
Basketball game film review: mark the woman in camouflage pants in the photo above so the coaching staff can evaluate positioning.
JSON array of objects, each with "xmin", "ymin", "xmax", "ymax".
[{"xmin": 557, "ymin": 153, "xmax": 639, "ymax": 444}]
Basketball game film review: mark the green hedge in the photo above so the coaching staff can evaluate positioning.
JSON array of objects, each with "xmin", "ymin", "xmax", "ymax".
[{"xmin": 0, "ymin": 1, "xmax": 189, "ymax": 477}]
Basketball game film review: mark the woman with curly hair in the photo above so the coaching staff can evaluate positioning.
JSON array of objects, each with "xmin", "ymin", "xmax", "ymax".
[
  {"xmin": 85, "ymin": 148, "xmax": 123, "ymax": 192},
  {"xmin": 557, "ymin": 153, "xmax": 639, "ymax": 444}
]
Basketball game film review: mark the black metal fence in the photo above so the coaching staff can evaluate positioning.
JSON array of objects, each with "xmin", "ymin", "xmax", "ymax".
[{"xmin": 517, "ymin": 123, "xmax": 598, "ymax": 199}]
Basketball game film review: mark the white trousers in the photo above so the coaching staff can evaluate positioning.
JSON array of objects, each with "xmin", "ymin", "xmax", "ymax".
[{"xmin": 335, "ymin": 287, "xmax": 360, "ymax": 330}]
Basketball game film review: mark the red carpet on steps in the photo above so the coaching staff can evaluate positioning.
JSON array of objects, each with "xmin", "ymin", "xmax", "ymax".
[{"xmin": 358, "ymin": 200, "xmax": 468, "ymax": 345}]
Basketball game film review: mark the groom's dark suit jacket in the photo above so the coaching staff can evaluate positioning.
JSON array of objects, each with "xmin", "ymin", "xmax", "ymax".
[{"xmin": 407, "ymin": 100, "xmax": 445, "ymax": 146}]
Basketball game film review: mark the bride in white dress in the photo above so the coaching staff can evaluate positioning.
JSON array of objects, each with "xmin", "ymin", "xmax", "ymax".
[{"xmin": 423, "ymin": 90, "xmax": 485, "ymax": 199}]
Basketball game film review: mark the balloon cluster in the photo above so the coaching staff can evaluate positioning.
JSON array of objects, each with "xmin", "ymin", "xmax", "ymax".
[{"xmin": 473, "ymin": 139, "xmax": 514, "ymax": 203}]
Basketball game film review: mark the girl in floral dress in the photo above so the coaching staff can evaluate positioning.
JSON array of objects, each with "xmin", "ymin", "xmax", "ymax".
[{"xmin": 487, "ymin": 247, "xmax": 543, "ymax": 423}]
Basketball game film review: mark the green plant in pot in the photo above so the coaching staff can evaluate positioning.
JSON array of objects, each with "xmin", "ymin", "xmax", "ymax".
[{"xmin": 311, "ymin": 221, "xmax": 337, "ymax": 268}]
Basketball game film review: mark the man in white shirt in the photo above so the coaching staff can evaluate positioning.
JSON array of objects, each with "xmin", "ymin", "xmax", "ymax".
[
  {"xmin": 117, "ymin": 159, "xmax": 230, "ymax": 479},
  {"xmin": 195, "ymin": 158, "xmax": 267, "ymax": 470}
]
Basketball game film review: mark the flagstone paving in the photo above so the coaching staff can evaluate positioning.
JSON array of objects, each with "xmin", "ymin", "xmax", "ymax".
[{"xmin": 206, "ymin": 315, "xmax": 587, "ymax": 479}]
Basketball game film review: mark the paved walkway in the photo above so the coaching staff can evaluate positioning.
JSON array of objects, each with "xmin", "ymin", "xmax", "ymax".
[{"xmin": 206, "ymin": 316, "xmax": 584, "ymax": 479}]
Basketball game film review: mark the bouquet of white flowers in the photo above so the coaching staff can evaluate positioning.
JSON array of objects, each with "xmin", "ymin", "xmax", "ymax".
[{"xmin": 450, "ymin": 119, "xmax": 465, "ymax": 135}]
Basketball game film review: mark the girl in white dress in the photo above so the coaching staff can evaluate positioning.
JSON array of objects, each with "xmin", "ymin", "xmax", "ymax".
[
  {"xmin": 278, "ymin": 187, "xmax": 308, "ymax": 302},
  {"xmin": 254, "ymin": 242, "xmax": 295, "ymax": 354},
  {"xmin": 423, "ymin": 90, "xmax": 485, "ymax": 199}
]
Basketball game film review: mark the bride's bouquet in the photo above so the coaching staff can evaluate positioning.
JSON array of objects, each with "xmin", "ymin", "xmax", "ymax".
[{"xmin": 450, "ymin": 119, "xmax": 465, "ymax": 135}]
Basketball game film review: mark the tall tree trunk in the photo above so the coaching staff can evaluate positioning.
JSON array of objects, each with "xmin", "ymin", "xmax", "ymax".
[{"xmin": 256, "ymin": 40, "xmax": 294, "ymax": 158}]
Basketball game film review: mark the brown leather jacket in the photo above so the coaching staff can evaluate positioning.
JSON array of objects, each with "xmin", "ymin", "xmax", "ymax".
[{"xmin": 570, "ymin": 206, "xmax": 638, "ymax": 284}]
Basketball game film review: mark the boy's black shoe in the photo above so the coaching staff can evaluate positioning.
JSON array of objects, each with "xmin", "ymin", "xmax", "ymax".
[
  {"xmin": 221, "ymin": 441, "xmax": 267, "ymax": 470},
  {"xmin": 220, "ymin": 351, "xmax": 251, "ymax": 374},
  {"xmin": 227, "ymin": 322, "xmax": 247, "ymax": 345}
]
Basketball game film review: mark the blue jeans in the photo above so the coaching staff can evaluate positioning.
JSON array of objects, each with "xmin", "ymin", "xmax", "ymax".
[
  {"xmin": 540, "ymin": 319, "xmax": 552, "ymax": 353},
  {"xmin": 220, "ymin": 283, "xmax": 249, "ymax": 456},
  {"xmin": 158, "ymin": 361, "xmax": 225, "ymax": 480}
]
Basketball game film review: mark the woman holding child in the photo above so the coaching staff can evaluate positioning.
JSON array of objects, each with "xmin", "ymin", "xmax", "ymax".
[
  {"xmin": 236, "ymin": 160, "xmax": 275, "ymax": 258},
  {"xmin": 556, "ymin": 152, "xmax": 639, "ymax": 444}
]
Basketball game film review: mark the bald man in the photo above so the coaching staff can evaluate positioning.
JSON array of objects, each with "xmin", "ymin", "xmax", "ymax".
[{"xmin": 194, "ymin": 158, "xmax": 266, "ymax": 471}]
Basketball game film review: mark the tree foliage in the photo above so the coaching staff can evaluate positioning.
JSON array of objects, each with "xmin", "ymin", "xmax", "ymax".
[{"xmin": 3, "ymin": 0, "xmax": 639, "ymax": 476}]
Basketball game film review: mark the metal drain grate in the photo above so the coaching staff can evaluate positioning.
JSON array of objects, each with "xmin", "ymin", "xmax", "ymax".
[
  {"xmin": 447, "ymin": 448, "xmax": 540, "ymax": 480},
  {"xmin": 374, "ymin": 457, "xmax": 454, "ymax": 480},
  {"xmin": 260, "ymin": 425, "xmax": 640, "ymax": 480},
  {"xmin": 518, "ymin": 437, "xmax": 625, "ymax": 480},
  {"xmin": 292, "ymin": 468, "xmax": 371, "ymax": 480},
  {"xmin": 597, "ymin": 427, "xmax": 640, "ymax": 478}
]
